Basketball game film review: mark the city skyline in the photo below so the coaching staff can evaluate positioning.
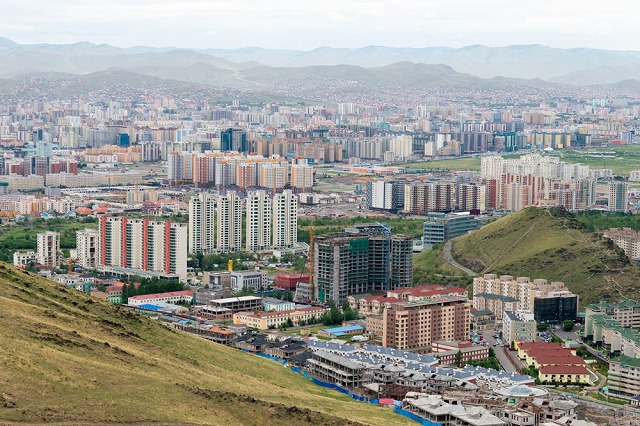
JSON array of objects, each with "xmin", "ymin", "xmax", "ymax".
[{"xmin": 2, "ymin": 0, "xmax": 637, "ymax": 51}]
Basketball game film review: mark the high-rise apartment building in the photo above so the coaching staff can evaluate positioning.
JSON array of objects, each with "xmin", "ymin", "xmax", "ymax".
[
  {"xmin": 603, "ymin": 228, "xmax": 640, "ymax": 259},
  {"xmin": 216, "ymin": 192, "xmax": 243, "ymax": 252},
  {"xmin": 246, "ymin": 190, "xmax": 272, "ymax": 251},
  {"xmin": 290, "ymin": 159, "xmax": 314, "ymax": 192},
  {"xmin": 472, "ymin": 274, "xmax": 578, "ymax": 323},
  {"xmin": 609, "ymin": 182, "xmax": 628, "ymax": 212},
  {"xmin": 272, "ymin": 189, "xmax": 298, "ymax": 249},
  {"xmin": 388, "ymin": 134, "xmax": 413, "ymax": 159},
  {"xmin": 76, "ymin": 229, "xmax": 98, "ymax": 269},
  {"xmin": 189, "ymin": 193, "xmax": 217, "ymax": 254},
  {"xmin": 366, "ymin": 179, "xmax": 405, "ymax": 212},
  {"xmin": 37, "ymin": 231, "xmax": 61, "ymax": 266},
  {"xmin": 313, "ymin": 224, "xmax": 412, "ymax": 304},
  {"xmin": 457, "ymin": 183, "xmax": 484, "ymax": 211},
  {"xmin": 98, "ymin": 216, "xmax": 187, "ymax": 280},
  {"xmin": 220, "ymin": 128, "xmax": 247, "ymax": 152},
  {"xmin": 382, "ymin": 297, "xmax": 471, "ymax": 350},
  {"xmin": 403, "ymin": 182, "xmax": 455, "ymax": 215},
  {"xmin": 258, "ymin": 161, "xmax": 288, "ymax": 191}
]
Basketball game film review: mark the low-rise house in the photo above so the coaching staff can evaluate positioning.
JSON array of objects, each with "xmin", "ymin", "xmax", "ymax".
[
  {"xmin": 263, "ymin": 340, "xmax": 308, "ymax": 360},
  {"xmin": 307, "ymin": 350, "xmax": 365, "ymax": 389},
  {"xmin": 231, "ymin": 333, "xmax": 269, "ymax": 353},
  {"xmin": 538, "ymin": 366, "xmax": 591, "ymax": 384},
  {"xmin": 317, "ymin": 324, "xmax": 365, "ymax": 339},
  {"xmin": 262, "ymin": 297, "xmax": 295, "ymax": 312},
  {"xmin": 233, "ymin": 306, "xmax": 327, "ymax": 330},
  {"xmin": 173, "ymin": 323, "xmax": 237, "ymax": 345},
  {"xmin": 403, "ymin": 394, "xmax": 506, "ymax": 426},
  {"xmin": 127, "ymin": 290, "xmax": 193, "ymax": 306}
]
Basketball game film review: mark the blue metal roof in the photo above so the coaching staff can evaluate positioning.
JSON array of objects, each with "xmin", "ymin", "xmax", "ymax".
[
  {"xmin": 321, "ymin": 325, "xmax": 365, "ymax": 336},
  {"xmin": 138, "ymin": 304, "xmax": 163, "ymax": 311}
]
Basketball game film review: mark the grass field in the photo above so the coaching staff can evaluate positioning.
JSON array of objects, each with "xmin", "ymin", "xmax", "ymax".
[
  {"xmin": 0, "ymin": 218, "xmax": 98, "ymax": 262},
  {"xmin": 546, "ymin": 145, "xmax": 640, "ymax": 176},
  {"xmin": 0, "ymin": 263, "xmax": 407, "ymax": 425},
  {"xmin": 412, "ymin": 246, "xmax": 473, "ymax": 288},
  {"xmin": 403, "ymin": 145, "xmax": 640, "ymax": 176},
  {"xmin": 448, "ymin": 207, "xmax": 640, "ymax": 305},
  {"xmin": 404, "ymin": 157, "xmax": 481, "ymax": 171}
]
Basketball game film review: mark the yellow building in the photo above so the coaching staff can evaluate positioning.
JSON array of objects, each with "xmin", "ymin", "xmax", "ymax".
[
  {"xmin": 538, "ymin": 366, "xmax": 591, "ymax": 384},
  {"xmin": 233, "ymin": 306, "xmax": 327, "ymax": 330}
]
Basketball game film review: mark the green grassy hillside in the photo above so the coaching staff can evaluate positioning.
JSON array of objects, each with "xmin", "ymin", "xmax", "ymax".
[
  {"xmin": 448, "ymin": 207, "xmax": 640, "ymax": 305},
  {"xmin": 0, "ymin": 264, "xmax": 406, "ymax": 425},
  {"xmin": 413, "ymin": 245, "xmax": 473, "ymax": 287}
]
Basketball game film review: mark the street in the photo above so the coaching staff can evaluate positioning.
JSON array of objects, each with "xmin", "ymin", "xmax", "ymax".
[{"xmin": 481, "ymin": 330, "xmax": 520, "ymax": 373}]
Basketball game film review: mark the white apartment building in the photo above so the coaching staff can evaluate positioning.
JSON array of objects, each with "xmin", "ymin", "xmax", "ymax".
[
  {"xmin": 188, "ymin": 193, "xmax": 216, "ymax": 254},
  {"xmin": 389, "ymin": 135, "xmax": 413, "ymax": 159},
  {"xmin": 230, "ymin": 270, "xmax": 269, "ymax": 292},
  {"xmin": 290, "ymin": 160, "xmax": 314, "ymax": 191},
  {"xmin": 272, "ymin": 189, "xmax": 298, "ymax": 249},
  {"xmin": 37, "ymin": 231, "xmax": 61, "ymax": 267},
  {"xmin": 216, "ymin": 192, "xmax": 243, "ymax": 252},
  {"xmin": 502, "ymin": 311, "xmax": 536, "ymax": 344},
  {"xmin": 76, "ymin": 229, "xmax": 99, "ymax": 268},
  {"xmin": 246, "ymin": 190, "xmax": 271, "ymax": 251},
  {"xmin": 13, "ymin": 251, "xmax": 36, "ymax": 268}
]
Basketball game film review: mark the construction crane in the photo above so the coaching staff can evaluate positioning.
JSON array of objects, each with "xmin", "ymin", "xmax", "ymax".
[{"xmin": 308, "ymin": 224, "xmax": 314, "ymax": 302}]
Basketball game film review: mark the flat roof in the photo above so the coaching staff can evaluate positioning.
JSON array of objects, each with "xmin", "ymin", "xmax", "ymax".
[
  {"xmin": 321, "ymin": 325, "xmax": 365, "ymax": 336},
  {"xmin": 211, "ymin": 296, "xmax": 262, "ymax": 304}
]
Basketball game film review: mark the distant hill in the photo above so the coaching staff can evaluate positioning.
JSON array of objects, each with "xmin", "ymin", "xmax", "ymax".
[
  {"xmin": 203, "ymin": 44, "xmax": 640, "ymax": 82},
  {"xmin": 445, "ymin": 207, "xmax": 640, "ymax": 306},
  {"xmin": 0, "ymin": 263, "xmax": 405, "ymax": 425},
  {"xmin": 4, "ymin": 38, "xmax": 640, "ymax": 87}
]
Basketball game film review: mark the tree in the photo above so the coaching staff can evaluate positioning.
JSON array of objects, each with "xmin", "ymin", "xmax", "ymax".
[
  {"xmin": 455, "ymin": 350, "xmax": 464, "ymax": 367},
  {"xmin": 537, "ymin": 323, "xmax": 550, "ymax": 332},
  {"xmin": 285, "ymin": 318, "xmax": 294, "ymax": 328},
  {"xmin": 563, "ymin": 320, "xmax": 575, "ymax": 332}
]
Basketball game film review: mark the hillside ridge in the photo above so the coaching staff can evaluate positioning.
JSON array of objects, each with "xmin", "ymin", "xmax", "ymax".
[
  {"xmin": 0, "ymin": 263, "xmax": 404, "ymax": 425},
  {"xmin": 447, "ymin": 207, "xmax": 640, "ymax": 305}
]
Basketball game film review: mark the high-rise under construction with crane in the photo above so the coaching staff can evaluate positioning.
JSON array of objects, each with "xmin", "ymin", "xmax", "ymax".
[{"xmin": 312, "ymin": 223, "xmax": 413, "ymax": 304}]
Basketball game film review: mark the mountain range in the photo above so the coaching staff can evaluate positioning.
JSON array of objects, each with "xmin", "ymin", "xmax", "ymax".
[{"xmin": 2, "ymin": 38, "xmax": 640, "ymax": 92}]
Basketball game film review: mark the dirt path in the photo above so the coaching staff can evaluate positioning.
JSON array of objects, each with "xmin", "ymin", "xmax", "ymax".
[{"xmin": 443, "ymin": 240, "xmax": 477, "ymax": 277}]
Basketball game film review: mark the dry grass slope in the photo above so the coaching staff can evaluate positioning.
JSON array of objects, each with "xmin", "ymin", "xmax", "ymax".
[
  {"xmin": 450, "ymin": 207, "xmax": 640, "ymax": 305},
  {"xmin": 0, "ymin": 263, "xmax": 406, "ymax": 425}
]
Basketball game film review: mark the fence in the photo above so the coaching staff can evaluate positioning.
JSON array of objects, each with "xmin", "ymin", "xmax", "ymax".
[{"xmin": 394, "ymin": 407, "xmax": 443, "ymax": 426}]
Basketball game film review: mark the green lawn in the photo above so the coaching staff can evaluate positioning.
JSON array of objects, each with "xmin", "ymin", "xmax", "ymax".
[
  {"xmin": 0, "ymin": 218, "xmax": 98, "ymax": 262},
  {"xmin": 412, "ymin": 247, "xmax": 473, "ymax": 287},
  {"xmin": 404, "ymin": 157, "xmax": 481, "ymax": 171},
  {"xmin": 547, "ymin": 145, "xmax": 640, "ymax": 176},
  {"xmin": 403, "ymin": 145, "xmax": 640, "ymax": 176},
  {"xmin": 588, "ymin": 392, "xmax": 629, "ymax": 405}
]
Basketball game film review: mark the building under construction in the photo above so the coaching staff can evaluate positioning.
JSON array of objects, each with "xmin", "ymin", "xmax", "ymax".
[{"xmin": 312, "ymin": 223, "xmax": 412, "ymax": 304}]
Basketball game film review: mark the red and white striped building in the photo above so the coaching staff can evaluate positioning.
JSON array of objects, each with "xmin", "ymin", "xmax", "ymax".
[{"xmin": 98, "ymin": 216, "xmax": 187, "ymax": 280}]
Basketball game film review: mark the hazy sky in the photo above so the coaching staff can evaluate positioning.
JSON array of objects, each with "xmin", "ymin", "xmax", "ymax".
[{"xmin": 1, "ymin": 0, "xmax": 637, "ymax": 50}]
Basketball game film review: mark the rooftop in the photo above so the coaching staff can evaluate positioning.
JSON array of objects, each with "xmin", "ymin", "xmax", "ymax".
[
  {"xmin": 129, "ymin": 290, "xmax": 193, "ymax": 301},
  {"xmin": 538, "ymin": 365, "xmax": 591, "ymax": 375},
  {"xmin": 611, "ymin": 354, "xmax": 640, "ymax": 368},
  {"xmin": 474, "ymin": 293, "xmax": 519, "ymax": 303}
]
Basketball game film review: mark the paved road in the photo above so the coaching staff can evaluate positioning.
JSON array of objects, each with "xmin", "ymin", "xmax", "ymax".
[
  {"xmin": 443, "ymin": 240, "xmax": 478, "ymax": 277},
  {"xmin": 552, "ymin": 327, "xmax": 610, "ymax": 363},
  {"xmin": 482, "ymin": 330, "xmax": 520, "ymax": 373}
]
